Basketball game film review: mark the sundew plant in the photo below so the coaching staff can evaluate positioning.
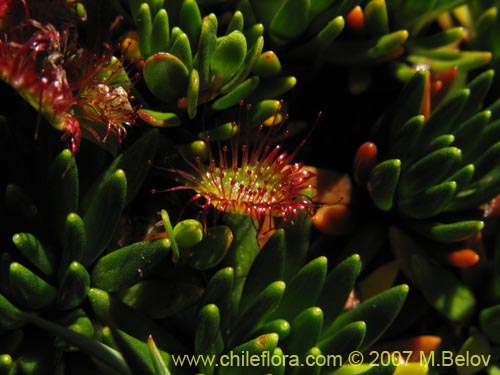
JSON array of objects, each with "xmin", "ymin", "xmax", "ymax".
[{"xmin": 1, "ymin": 1, "xmax": 500, "ymax": 375}]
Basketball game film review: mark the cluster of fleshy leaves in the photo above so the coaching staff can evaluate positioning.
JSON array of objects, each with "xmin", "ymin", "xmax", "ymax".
[
  {"xmin": 0, "ymin": 115, "xmax": 419, "ymax": 374},
  {"xmin": 127, "ymin": 0, "xmax": 296, "ymax": 128}
]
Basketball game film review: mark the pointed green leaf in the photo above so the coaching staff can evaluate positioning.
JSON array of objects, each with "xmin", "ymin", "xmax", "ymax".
[
  {"xmin": 322, "ymin": 285, "xmax": 409, "ymax": 350},
  {"xmin": 273, "ymin": 257, "xmax": 327, "ymax": 322},
  {"xmin": 367, "ymin": 159, "xmax": 401, "ymax": 211},
  {"xmin": 398, "ymin": 181, "xmax": 457, "ymax": 219},
  {"xmin": 9, "ymin": 262, "xmax": 57, "ymax": 310},
  {"xmin": 148, "ymin": 336, "xmax": 172, "ymax": 375},
  {"xmin": 230, "ymin": 281, "xmax": 285, "ymax": 345},
  {"xmin": 411, "ymin": 255, "xmax": 475, "ymax": 321},
  {"xmin": 151, "ymin": 9, "xmax": 170, "ymax": 54},
  {"xmin": 269, "ymin": 0, "xmax": 310, "ymax": 42},
  {"xmin": 365, "ymin": 0, "xmax": 389, "ymax": 36},
  {"xmin": 179, "ymin": 0, "xmax": 202, "ymax": 49},
  {"xmin": 398, "ymin": 147, "xmax": 461, "ymax": 196},
  {"xmin": 187, "ymin": 68, "xmax": 199, "ymax": 119},
  {"xmin": 83, "ymin": 169, "xmax": 127, "ymax": 265},
  {"xmin": 195, "ymin": 304, "xmax": 223, "ymax": 374},
  {"xmin": 56, "ymin": 261, "xmax": 90, "ymax": 310},
  {"xmin": 241, "ymin": 229, "xmax": 285, "ymax": 312},
  {"xmin": 91, "ymin": 239, "xmax": 170, "ymax": 292},
  {"xmin": 88, "ymin": 288, "xmax": 187, "ymax": 354},
  {"xmin": 46, "ymin": 149, "xmax": 78, "ymax": 235},
  {"xmin": 409, "ymin": 220, "xmax": 484, "ymax": 243},
  {"xmin": 60, "ymin": 212, "xmax": 87, "ymax": 279},
  {"xmin": 12, "ymin": 233, "xmax": 56, "ymax": 277},
  {"xmin": 318, "ymin": 254, "xmax": 361, "ymax": 327},
  {"xmin": 211, "ymin": 76, "xmax": 260, "ymax": 111},
  {"xmin": 197, "ymin": 14, "xmax": 218, "ymax": 89},
  {"xmin": 283, "ymin": 307, "xmax": 323, "ymax": 357},
  {"xmin": 137, "ymin": 3, "xmax": 153, "ymax": 58}
]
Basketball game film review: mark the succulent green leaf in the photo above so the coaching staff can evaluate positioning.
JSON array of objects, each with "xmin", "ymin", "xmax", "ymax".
[
  {"xmin": 318, "ymin": 321, "xmax": 366, "ymax": 370},
  {"xmin": 456, "ymin": 332, "xmax": 491, "ymax": 375},
  {"xmin": 322, "ymin": 285, "xmax": 409, "ymax": 350},
  {"xmin": 269, "ymin": 0, "xmax": 310, "ymax": 43},
  {"xmin": 391, "ymin": 70, "xmax": 427, "ymax": 138},
  {"xmin": 283, "ymin": 307, "xmax": 323, "ymax": 357},
  {"xmin": 197, "ymin": 14, "xmax": 218, "ymax": 89},
  {"xmin": 398, "ymin": 181, "xmax": 457, "ymax": 219},
  {"xmin": 188, "ymin": 225, "xmax": 233, "ymax": 270},
  {"xmin": 409, "ymin": 220, "xmax": 484, "ymax": 243},
  {"xmin": 201, "ymin": 267, "xmax": 234, "ymax": 334},
  {"xmin": 148, "ymin": 336, "xmax": 172, "ymax": 375},
  {"xmin": 416, "ymin": 89, "xmax": 470, "ymax": 148},
  {"xmin": 241, "ymin": 229, "xmax": 285, "ymax": 312},
  {"xmin": 211, "ymin": 76, "xmax": 259, "ymax": 111},
  {"xmin": 187, "ymin": 68, "xmax": 199, "ymax": 119},
  {"xmin": 195, "ymin": 304, "xmax": 223, "ymax": 374},
  {"xmin": 398, "ymin": 147, "xmax": 461, "ymax": 196},
  {"xmin": 137, "ymin": 109, "xmax": 181, "ymax": 127},
  {"xmin": 0, "ymin": 354, "xmax": 13, "ymax": 375},
  {"xmin": 246, "ymin": 76, "xmax": 296, "ymax": 104},
  {"xmin": 295, "ymin": 347, "xmax": 321, "ymax": 375},
  {"xmin": 225, "ymin": 11, "xmax": 244, "ymax": 34},
  {"xmin": 471, "ymin": 141, "xmax": 500, "ymax": 181},
  {"xmin": 12, "ymin": 233, "xmax": 56, "ymax": 277},
  {"xmin": 408, "ymin": 27, "xmax": 465, "ymax": 50},
  {"xmin": 367, "ymin": 159, "xmax": 401, "ymax": 211},
  {"xmin": 318, "ymin": 254, "xmax": 361, "ymax": 327},
  {"xmin": 46, "ymin": 149, "xmax": 78, "ymax": 235},
  {"xmin": 221, "ymin": 35, "xmax": 264, "ymax": 93},
  {"xmin": 170, "ymin": 33, "xmax": 193, "ymax": 70},
  {"xmin": 222, "ymin": 214, "xmax": 259, "ymax": 314},
  {"xmin": 161, "ymin": 209, "xmax": 179, "ymax": 259},
  {"xmin": 88, "ymin": 288, "xmax": 187, "ymax": 354},
  {"xmin": 179, "ymin": 0, "xmax": 202, "ymax": 49},
  {"xmin": 0, "ymin": 294, "xmax": 26, "ymax": 330},
  {"xmin": 83, "ymin": 169, "xmax": 127, "ymax": 265},
  {"xmin": 9, "ymin": 262, "xmax": 57, "ymax": 310},
  {"xmin": 137, "ymin": 3, "xmax": 153, "ymax": 58},
  {"xmin": 120, "ymin": 279, "xmax": 203, "ymax": 319},
  {"xmin": 198, "ymin": 122, "xmax": 238, "ymax": 142},
  {"xmin": 144, "ymin": 52, "xmax": 189, "ymax": 102},
  {"xmin": 173, "ymin": 219, "xmax": 203, "ymax": 248},
  {"xmin": 218, "ymin": 334, "xmax": 279, "ymax": 375},
  {"xmin": 365, "ymin": 0, "xmax": 390, "ymax": 36},
  {"xmin": 91, "ymin": 239, "xmax": 170, "ymax": 292},
  {"xmin": 250, "ymin": 99, "xmax": 283, "ymax": 127},
  {"xmin": 411, "ymin": 255, "xmax": 475, "ymax": 321},
  {"xmin": 454, "ymin": 110, "xmax": 491, "ymax": 159},
  {"xmin": 273, "ymin": 257, "xmax": 327, "ymax": 322},
  {"xmin": 110, "ymin": 327, "xmax": 160, "ymax": 375},
  {"xmin": 27, "ymin": 314, "xmax": 132, "ymax": 375},
  {"xmin": 60, "ymin": 213, "xmax": 87, "ymax": 279},
  {"xmin": 446, "ymin": 164, "xmax": 475, "ymax": 193},
  {"xmin": 151, "ymin": 9, "xmax": 170, "ymax": 54},
  {"xmin": 479, "ymin": 304, "xmax": 500, "ymax": 345},
  {"xmin": 389, "ymin": 115, "xmax": 425, "ymax": 160},
  {"xmin": 56, "ymin": 261, "xmax": 90, "ymax": 310},
  {"xmin": 211, "ymin": 31, "xmax": 247, "ymax": 85},
  {"xmin": 253, "ymin": 319, "xmax": 291, "ymax": 340},
  {"xmin": 368, "ymin": 30, "xmax": 409, "ymax": 59},
  {"xmin": 230, "ymin": 281, "xmax": 286, "ymax": 345},
  {"xmin": 253, "ymin": 51, "xmax": 282, "ymax": 77}
]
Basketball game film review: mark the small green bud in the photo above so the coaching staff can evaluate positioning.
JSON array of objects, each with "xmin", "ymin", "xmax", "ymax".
[{"xmin": 173, "ymin": 219, "xmax": 204, "ymax": 248}]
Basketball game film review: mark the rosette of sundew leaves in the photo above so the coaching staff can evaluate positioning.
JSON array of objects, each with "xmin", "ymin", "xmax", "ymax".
[
  {"xmin": 0, "ymin": 119, "xmax": 186, "ymax": 374},
  {"xmin": 127, "ymin": 0, "xmax": 296, "ymax": 125},
  {"xmin": 316, "ymin": 0, "xmax": 493, "ymax": 94}
]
